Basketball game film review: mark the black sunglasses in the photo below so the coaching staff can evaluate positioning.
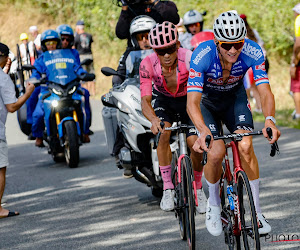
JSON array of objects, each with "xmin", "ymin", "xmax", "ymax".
[
  {"xmin": 61, "ymin": 37, "xmax": 71, "ymax": 42},
  {"xmin": 155, "ymin": 44, "xmax": 177, "ymax": 56}
]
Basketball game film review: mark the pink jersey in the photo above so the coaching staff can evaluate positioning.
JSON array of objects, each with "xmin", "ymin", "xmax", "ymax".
[{"xmin": 139, "ymin": 48, "xmax": 192, "ymax": 98}]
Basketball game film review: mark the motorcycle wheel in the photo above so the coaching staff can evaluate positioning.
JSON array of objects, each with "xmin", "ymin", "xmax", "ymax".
[{"xmin": 64, "ymin": 120, "xmax": 79, "ymax": 168}]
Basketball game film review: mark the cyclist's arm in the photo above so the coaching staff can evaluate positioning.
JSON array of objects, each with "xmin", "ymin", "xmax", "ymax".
[
  {"xmin": 141, "ymin": 95, "xmax": 162, "ymax": 133},
  {"xmin": 252, "ymin": 53, "xmax": 280, "ymax": 143}
]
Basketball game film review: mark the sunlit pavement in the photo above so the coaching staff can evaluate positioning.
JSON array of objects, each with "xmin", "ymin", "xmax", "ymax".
[{"xmin": 1, "ymin": 100, "xmax": 299, "ymax": 249}]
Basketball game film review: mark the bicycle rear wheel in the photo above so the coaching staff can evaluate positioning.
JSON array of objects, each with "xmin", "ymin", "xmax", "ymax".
[
  {"xmin": 180, "ymin": 156, "xmax": 195, "ymax": 250},
  {"xmin": 237, "ymin": 171, "xmax": 260, "ymax": 250}
]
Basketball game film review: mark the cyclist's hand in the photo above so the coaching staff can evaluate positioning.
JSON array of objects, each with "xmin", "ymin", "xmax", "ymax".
[
  {"xmin": 150, "ymin": 117, "xmax": 163, "ymax": 135},
  {"xmin": 263, "ymin": 122, "xmax": 281, "ymax": 144},
  {"xmin": 193, "ymin": 130, "xmax": 213, "ymax": 153}
]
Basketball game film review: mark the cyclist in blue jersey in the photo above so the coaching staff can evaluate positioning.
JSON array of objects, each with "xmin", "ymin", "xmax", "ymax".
[{"xmin": 186, "ymin": 11, "xmax": 280, "ymax": 236}]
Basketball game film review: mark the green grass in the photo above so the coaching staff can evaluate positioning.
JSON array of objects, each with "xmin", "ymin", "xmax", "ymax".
[{"xmin": 252, "ymin": 109, "xmax": 300, "ymax": 129}]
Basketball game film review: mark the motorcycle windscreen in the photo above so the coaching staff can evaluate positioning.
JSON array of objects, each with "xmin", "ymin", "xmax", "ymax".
[
  {"xmin": 43, "ymin": 49, "xmax": 78, "ymax": 86},
  {"xmin": 125, "ymin": 49, "xmax": 153, "ymax": 78}
]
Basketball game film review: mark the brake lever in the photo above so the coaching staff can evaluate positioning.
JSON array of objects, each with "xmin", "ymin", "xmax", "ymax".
[
  {"xmin": 201, "ymin": 135, "xmax": 211, "ymax": 165},
  {"xmin": 153, "ymin": 121, "xmax": 165, "ymax": 150},
  {"xmin": 266, "ymin": 127, "xmax": 280, "ymax": 157}
]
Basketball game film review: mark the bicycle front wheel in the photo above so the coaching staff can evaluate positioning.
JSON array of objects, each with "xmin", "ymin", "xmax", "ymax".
[
  {"xmin": 180, "ymin": 156, "xmax": 196, "ymax": 250},
  {"xmin": 237, "ymin": 171, "xmax": 260, "ymax": 250}
]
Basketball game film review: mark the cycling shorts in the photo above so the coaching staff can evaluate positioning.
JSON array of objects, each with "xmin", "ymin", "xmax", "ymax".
[
  {"xmin": 200, "ymin": 84, "xmax": 254, "ymax": 136},
  {"xmin": 152, "ymin": 90, "xmax": 197, "ymax": 138},
  {"xmin": 291, "ymin": 66, "xmax": 300, "ymax": 93}
]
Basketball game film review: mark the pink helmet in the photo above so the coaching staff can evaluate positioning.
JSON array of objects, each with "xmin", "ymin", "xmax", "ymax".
[{"xmin": 148, "ymin": 21, "xmax": 178, "ymax": 49}]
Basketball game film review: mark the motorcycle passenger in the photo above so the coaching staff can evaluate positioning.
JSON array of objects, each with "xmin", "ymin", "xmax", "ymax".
[
  {"xmin": 112, "ymin": 15, "xmax": 156, "ymax": 86},
  {"xmin": 57, "ymin": 24, "xmax": 93, "ymax": 141},
  {"xmin": 179, "ymin": 10, "xmax": 204, "ymax": 51},
  {"xmin": 30, "ymin": 30, "xmax": 88, "ymax": 147},
  {"xmin": 140, "ymin": 22, "xmax": 207, "ymax": 213},
  {"xmin": 187, "ymin": 12, "xmax": 280, "ymax": 236}
]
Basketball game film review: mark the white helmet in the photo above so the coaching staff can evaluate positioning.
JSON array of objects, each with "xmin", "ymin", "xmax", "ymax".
[
  {"xmin": 213, "ymin": 11, "xmax": 247, "ymax": 42},
  {"xmin": 183, "ymin": 10, "xmax": 203, "ymax": 25},
  {"xmin": 129, "ymin": 15, "xmax": 156, "ymax": 48}
]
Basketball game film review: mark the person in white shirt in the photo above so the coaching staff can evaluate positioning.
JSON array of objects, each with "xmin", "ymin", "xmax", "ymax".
[{"xmin": 0, "ymin": 43, "xmax": 35, "ymax": 219}]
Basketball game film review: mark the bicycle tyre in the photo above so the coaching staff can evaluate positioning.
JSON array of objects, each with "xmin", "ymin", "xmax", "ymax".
[
  {"xmin": 220, "ymin": 163, "xmax": 241, "ymax": 250},
  {"xmin": 172, "ymin": 150, "xmax": 187, "ymax": 241},
  {"xmin": 237, "ymin": 171, "xmax": 260, "ymax": 250},
  {"xmin": 180, "ymin": 156, "xmax": 195, "ymax": 250}
]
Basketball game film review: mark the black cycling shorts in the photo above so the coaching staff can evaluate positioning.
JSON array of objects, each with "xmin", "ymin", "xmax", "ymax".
[
  {"xmin": 152, "ymin": 89, "xmax": 197, "ymax": 138},
  {"xmin": 201, "ymin": 84, "xmax": 254, "ymax": 136}
]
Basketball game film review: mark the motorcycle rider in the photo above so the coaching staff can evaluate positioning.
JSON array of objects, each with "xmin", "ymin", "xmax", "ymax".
[
  {"xmin": 179, "ymin": 10, "xmax": 204, "ymax": 50},
  {"xmin": 112, "ymin": 15, "xmax": 156, "ymax": 178},
  {"xmin": 30, "ymin": 30, "xmax": 88, "ymax": 147},
  {"xmin": 112, "ymin": 15, "xmax": 156, "ymax": 86},
  {"xmin": 140, "ymin": 21, "xmax": 207, "ymax": 212},
  {"xmin": 56, "ymin": 24, "xmax": 93, "ymax": 140}
]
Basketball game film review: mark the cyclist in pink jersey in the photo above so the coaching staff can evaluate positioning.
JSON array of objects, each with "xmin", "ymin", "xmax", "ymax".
[{"xmin": 140, "ymin": 21, "xmax": 207, "ymax": 212}]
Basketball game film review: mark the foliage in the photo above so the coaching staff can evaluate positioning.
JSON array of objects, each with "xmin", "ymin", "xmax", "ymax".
[{"xmin": 7, "ymin": 0, "xmax": 299, "ymax": 61}]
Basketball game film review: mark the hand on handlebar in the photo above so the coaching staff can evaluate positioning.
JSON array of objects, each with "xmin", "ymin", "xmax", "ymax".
[
  {"xmin": 262, "ymin": 122, "xmax": 281, "ymax": 144},
  {"xmin": 150, "ymin": 117, "xmax": 164, "ymax": 135},
  {"xmin": 193, "ymin": 129, "xmax": 213, "ymax": 153}
]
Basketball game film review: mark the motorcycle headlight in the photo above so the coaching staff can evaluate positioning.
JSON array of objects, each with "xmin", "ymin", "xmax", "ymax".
[
  {"xmin": 117, "ymin": 101, "xmax": 130, "ymax": 113},
  {"xmin": 68, "ymin": 86, "xmax": 77, "ymax": 95},
  {"xmin": 51, "ymin": 100, "xmax": 59, "ymax": 108},
  {"xmin": 52, "ymin": 88, "xmax": 63, "ymax": 96}
]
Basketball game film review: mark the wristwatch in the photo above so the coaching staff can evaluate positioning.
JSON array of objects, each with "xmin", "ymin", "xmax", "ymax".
[
  {"xmin": 265, "ymin": 116, "xmax": 276, "ymax": 124},
  {"xmin": 291, "ymin": 63, "xmax": 296, "ymax": 67}
]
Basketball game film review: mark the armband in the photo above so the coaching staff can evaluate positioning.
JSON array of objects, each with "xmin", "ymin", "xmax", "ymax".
[{"xmin": 265, "ymin": 116, "xmax": 276, "ymax": 124}]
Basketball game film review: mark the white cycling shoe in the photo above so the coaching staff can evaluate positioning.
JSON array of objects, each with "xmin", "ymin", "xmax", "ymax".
[
  {"xmin": 206, "ymin": 199, "xmax": 222, "ymax": 236},
  {"xmin": 257, "ymin": 213, "xmax": 271, "ymax": 235},
  {"xmin": 196, "ymin": 188, "xmax": 207, "ymax": 214},
  {"xmin": 160, "ymin": 189, "xmax": 175, "ymax": 211}
]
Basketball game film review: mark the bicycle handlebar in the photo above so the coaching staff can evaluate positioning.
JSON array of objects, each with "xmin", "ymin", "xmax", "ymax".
[
  {"xmin": 153, "ymin": 121, "xmax": 165, "ymax": 150},
  {"xmin": 202, "ymin": 128, "xmax": 279, "ymax": 165}
]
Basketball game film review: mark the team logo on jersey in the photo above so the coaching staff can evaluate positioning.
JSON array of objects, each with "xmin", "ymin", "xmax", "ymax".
[
  {"xmin": 239, "ymin": 115, "xmax": 246, "ymax": 122},
  {"xmin": 255, "ymin": 62, "xmax": 266, "ymax": 71},
  {"xmin": 192, "ymin": 45, "xmax": 211, "ymax": 65},
  {"xmin": 189, "ymin": 68, "xmax": 202, "ymax": 79},
  {"xmin": 209, "ymin": 124, "xmax": 216, "ymax": 132},
  {"xmin": 242, "ymin": 43, "xmax": 263, "ymax": 60}
]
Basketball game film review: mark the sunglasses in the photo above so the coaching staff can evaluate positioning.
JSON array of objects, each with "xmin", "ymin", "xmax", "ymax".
[
  {"xmin": 218, "ymin": 39, "xmax": 245, "ymax": 51},
  {"xmin": 188, "ymin": 22, "xmax": 200, "ymax": 28},
  {"xmin": 136, "ymin": 32, "xmax": 149, "ymax": 41},
  {"xmin": 155, "ymin": 44, "xmax": 177, "ymax": 56},
  {"xmin": 61, "ymin": 37, "xmax": 71, "ymax": 42},
  {"xmin": 45, "ymin": 41, "xmax": 57, "ymax": 46}
]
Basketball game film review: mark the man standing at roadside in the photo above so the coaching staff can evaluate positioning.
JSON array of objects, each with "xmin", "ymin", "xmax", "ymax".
[
  {"xmin": 74, "ymin": 20, "xmax": 95, "ymax": 96},
  {"xmin": 0, "ymin": 43, "xmax": 35, "ymax": 218},
  {"xmin": 29, "ymin": 25, "xmax": 42, "ymax": 56}
]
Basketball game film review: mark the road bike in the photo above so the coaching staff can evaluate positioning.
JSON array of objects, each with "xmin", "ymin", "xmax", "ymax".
[
  {"xmin": 154, "ymin": 120, "xmax": 198, "ymax": 250},
  {"xmin": 203, "ymin": 128, "xmax": 279, "ymax": 250}
]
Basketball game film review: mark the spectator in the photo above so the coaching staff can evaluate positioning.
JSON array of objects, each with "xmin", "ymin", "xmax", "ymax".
[
  {"xmin": 29, "ymin": 26, "xmax": 42, "ymax": 56},
  {"xmin": 0, "ymin": 43, "xmax": 35, "ymax": 219},
  {"xmin": 290, "ymin": 3, "xmax": 300, "ymax": 120},
  {"xmin": 179, "ymin": 9, "xmax": 204, "ymax": 50},
  {"xmin": 115, "ymin": 0, "xmax": 179, "ymax": 47},
  {"xmin": 74, "ymin": 20, "xmax": 95, "ymax": 96},
  {"xmin": 19, "ymin": 33, "xmax": 35, "ymax": 65}
]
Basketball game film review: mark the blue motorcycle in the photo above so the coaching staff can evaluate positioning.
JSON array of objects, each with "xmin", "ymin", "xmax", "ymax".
[{"xmin": 23, "ymin": 50, "xmax": 94, "ymax": 168}]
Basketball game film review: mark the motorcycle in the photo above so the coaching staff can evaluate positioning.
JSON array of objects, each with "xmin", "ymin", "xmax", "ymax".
[
  {"xmin": 101, "ymin": 50, "xmax": 163, "ymax": 197},
  {"xmin": 22, "ymin": 49, "xmax": 95, "ymax": 168}
]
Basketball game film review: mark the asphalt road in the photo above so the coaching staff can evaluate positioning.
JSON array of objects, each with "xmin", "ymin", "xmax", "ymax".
[{"xmin": 0, "ymin": 100, "xmax": 299, "ymax": 250}]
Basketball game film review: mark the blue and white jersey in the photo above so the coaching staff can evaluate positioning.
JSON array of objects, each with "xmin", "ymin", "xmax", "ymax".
[
  {"xmin": 31, "ymin": 49, "xmax": 86, "ymax": 86},
  {"xmin": 187, "ymin": 39, "xmax": 268, "ymax": 96}
]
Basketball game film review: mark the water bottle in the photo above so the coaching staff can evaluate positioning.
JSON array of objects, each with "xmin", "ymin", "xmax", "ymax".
[{"xmin": 227, "ymin": 185, "xmax": 234, "ymax": 210}]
